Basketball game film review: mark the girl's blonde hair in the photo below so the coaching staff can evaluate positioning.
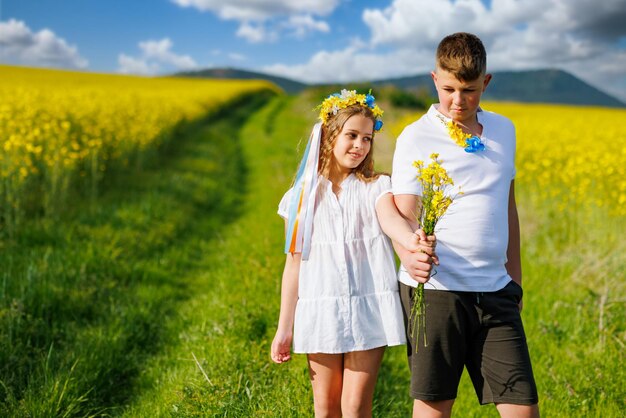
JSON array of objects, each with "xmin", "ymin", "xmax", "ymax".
[{"xmin": 318, "ymin": 104, "xmax": 382, "ymax": 183}]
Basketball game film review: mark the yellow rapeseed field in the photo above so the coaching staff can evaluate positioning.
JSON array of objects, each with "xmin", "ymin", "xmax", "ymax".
[
  {"xmin": 0, "ymin": 65, "xmax": 276, "ymax": 232},
  {"xmin": 391, "ymin": 102, "xmax": 626, "ymax": 216}
]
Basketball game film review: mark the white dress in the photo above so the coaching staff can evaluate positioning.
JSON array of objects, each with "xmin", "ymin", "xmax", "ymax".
[{"xmin": 278, "ymin": 174, "xmax": 406, "ymax": 354}]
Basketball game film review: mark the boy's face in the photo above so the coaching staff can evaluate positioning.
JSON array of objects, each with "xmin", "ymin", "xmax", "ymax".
[{"xmin": 431, "ymin": 68, "xmax": 491, "ymax": 125}]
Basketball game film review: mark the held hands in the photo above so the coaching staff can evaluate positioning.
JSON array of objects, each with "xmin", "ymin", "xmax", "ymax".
[
  {"xmin": 404, "ymin": 229, "xmax": 438, "ymax": 259},
  {"xmin": 270, "ymin": 330, "xmax": 293, "ymax": 364},
  {"xmin": 400, "ymin": 229, "xmax": 438, "ymax": 284}
]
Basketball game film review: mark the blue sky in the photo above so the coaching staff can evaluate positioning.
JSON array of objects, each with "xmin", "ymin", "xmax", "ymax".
[{"xmin": 2, "ymin": 0, "xmax": 625, "ymax": 101}]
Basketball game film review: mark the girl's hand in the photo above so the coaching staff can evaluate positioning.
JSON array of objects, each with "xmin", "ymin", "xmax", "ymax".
[
  {"xmin": 400, "ymin": 250, "xmax": 434, "ymax": 283},
  {"xmin": 404, "ymin": 229, "xmax": 439, "ymax": 265},
  {"xmin": 271, "ymin": 330, "xmax": 293, "ymax": 364}
]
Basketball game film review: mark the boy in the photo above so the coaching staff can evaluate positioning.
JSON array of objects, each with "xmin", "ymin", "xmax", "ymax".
[{"xmin": 391, "ymin": 32, "xmax": 539, "ymax": 417}]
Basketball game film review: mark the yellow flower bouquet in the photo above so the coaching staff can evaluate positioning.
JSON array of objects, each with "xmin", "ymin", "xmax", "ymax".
[{"xmin": 411, "ymin": 153, "xmax": 458, "ymax": 349}]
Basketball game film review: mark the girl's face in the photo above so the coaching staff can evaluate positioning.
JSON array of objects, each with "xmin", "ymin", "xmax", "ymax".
[{"xmin": 331, "ymin": 114, "xmax": 373, "ymax": 175}]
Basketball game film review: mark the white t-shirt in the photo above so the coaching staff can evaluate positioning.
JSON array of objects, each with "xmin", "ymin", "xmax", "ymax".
[
  {"xmin": 392, "ymin": 104, "xmax": 516, "ymax": 292},
  {"xmin": 278, "ymin": 174, "xmax": 406, "ymax": 353}
]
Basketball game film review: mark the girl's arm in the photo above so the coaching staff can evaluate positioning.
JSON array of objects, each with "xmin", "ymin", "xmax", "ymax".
[
  {"xmin": 376, "ymin": 192, "xmax": 422, "ymax": 250},
  {"xmin": 271, "ymin": 244, "xmax": 301, "ymax": 364},
  {"xmin": 376, "ymin": 193, "xmax": 437, "ymax": 283}
]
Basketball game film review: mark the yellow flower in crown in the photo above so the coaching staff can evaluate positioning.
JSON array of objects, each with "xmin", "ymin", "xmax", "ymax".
[{"xmin": 317, "ymin": 89, "xmax": 384, "ymax": 131}]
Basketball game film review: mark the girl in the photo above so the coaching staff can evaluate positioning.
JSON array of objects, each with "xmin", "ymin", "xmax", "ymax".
[{"xmin": 270, "ymin": 90, "xmax": 435, "ymax": 417}]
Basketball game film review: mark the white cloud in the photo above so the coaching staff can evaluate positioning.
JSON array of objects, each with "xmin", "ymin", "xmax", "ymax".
[
  {"xmin": 363, "ymin": 0, "xmax": 545, "ymax": 48},
  {"xmin": 361, "ymin": 0, "xmax": 626, "ymax": 98},
  {"xmin": 139, "ymin": 38, "xmax": 197, "ymax": 69},
  {"xmin": 0, "ymin": 19, "xmax": 88, "ymax": 68},
  {"xmin": 283, "ymin": 15, "xmax": 330, "ymax": 38},
  {"xmin": 265, "ymin": 0, "xmax": 626, "ymax": 102},
  {"xmin": 171, "ymin": 0, "xmax": 339, "ymax": 21},
  {"xmin": 172, "ymin": 0, "xmax": 337, "ymax": 42},
  {"xmin": 236, "ymin": 22, "xmax": 277, "ymax": 43},
  {"xmin": 117, "ymin": 38, "xmax": 198, "ymax": 75},
  {"xmin": 263, "ymin": 46, "xmax": 432, "ymax": 84},
  {"xmin": 118, "ymin": 54, "xmax": 158, "ymax": 74}
]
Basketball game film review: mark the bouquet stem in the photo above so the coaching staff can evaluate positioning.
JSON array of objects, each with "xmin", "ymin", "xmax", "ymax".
[
  {"xmin": 410, "ymin": 153, "xmax": 456, "ymax": 352},
  {"xmin": 410, "ymin": 282, "xmax": 427, "ymax": 350}
]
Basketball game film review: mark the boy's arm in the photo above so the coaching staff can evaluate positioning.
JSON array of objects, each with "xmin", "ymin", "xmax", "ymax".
[{"xmin": 506, "ymin": 180, "xmax": 522, "ymax": 285}]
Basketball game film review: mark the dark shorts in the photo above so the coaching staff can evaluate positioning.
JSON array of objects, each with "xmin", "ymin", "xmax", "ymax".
[{"xmin": 400, "ymin": 281, "xmax": 538, "ymax": 405}]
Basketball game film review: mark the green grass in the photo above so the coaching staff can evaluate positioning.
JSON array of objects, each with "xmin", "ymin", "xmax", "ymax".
[
  {"xmin": 1, "ymin": 91, "xmax": 624, "ymax": 416},
  {"xmin": 0, "ymin": 91, "xmax": 275, "ymax": 416},
  {"xmin": 512, "ymin": 197, "xmax": 625, "ymax": 417}
]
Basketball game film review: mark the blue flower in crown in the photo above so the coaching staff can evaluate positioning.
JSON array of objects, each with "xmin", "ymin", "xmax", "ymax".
[
  {"xmin": 365, "ymin": 93, "xmax": 376, "ymax": 108},
  {"xmin": 464, "ymin": 136, "xmax": 486, "ymax": 153},
  {"xmin": 374, "ymin": 119, "xmax": 384, "ymax": 131}
]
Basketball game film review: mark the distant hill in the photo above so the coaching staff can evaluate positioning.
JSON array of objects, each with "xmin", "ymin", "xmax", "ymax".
[
  {"xmin": 176, "ymin": 67, "xmax": 624, "ymax": 108},
  {"xmin": 485, "ymin": 70, "xmax": 624, "ymax": 107},
  {"xmin": 175, "ymin": 68, "xmax": 307, "ymax": 94},
  {"xmin": 370, "ymin": 69, "xmax": 624, "ymax": 108}
]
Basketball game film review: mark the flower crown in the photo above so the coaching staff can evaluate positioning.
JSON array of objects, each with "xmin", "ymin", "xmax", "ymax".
[{"xmin": 317, "ymin": 89, "xmax": 384, "ymax": 131}]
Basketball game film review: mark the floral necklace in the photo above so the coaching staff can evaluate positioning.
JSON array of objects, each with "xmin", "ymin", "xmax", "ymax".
[{"xmin": 436, "ymin": 114, "xmax": 485, "ymax": 153}]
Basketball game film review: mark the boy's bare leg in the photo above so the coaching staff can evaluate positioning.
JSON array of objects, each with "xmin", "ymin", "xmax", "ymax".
[
  {"xmin": 496, "ymin": 403, "xmax": 540, "ymax": 418},
  {"xmin": 307, "ymin": 353, "xmax": 343, "ymax": 418},
  {"xmin": 413, "ymin": 399, "xmax": 454, "ymax": 418},
  {"xmin": 341, "ymin": 347, "xmax": 385, "ymax": 418}
]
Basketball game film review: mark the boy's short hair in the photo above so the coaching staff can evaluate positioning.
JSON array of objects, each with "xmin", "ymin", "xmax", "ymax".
[{"xmin": 436, "ymin": 32, "xmax": 487, "ymax": 81}]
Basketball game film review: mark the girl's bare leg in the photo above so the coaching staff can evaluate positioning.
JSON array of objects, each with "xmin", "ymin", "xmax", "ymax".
[
  {"xmin": 307, "ymin": 353, "xmax": 344, "ymax": 418},
  {"xmin": 341, "ymin": 347, "xmax": 386, "ymax": 418}
]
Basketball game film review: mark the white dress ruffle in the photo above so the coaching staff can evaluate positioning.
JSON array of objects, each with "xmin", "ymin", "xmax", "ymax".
[{"xmin": 279, "ymin": 174, "xmax": 406, "ymax": 353}]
